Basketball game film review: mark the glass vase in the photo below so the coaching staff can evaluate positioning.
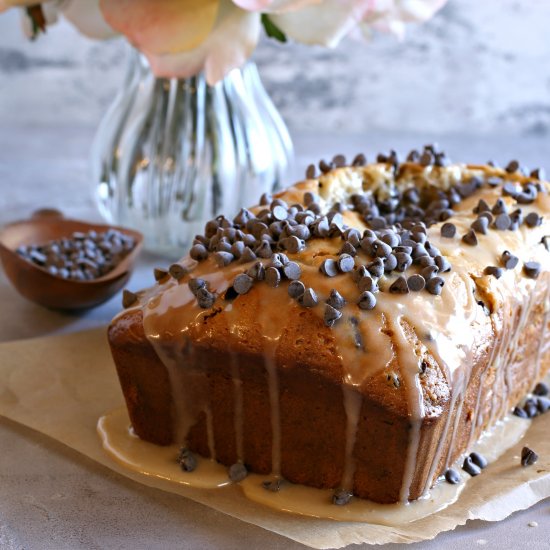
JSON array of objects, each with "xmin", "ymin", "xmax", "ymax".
[{"xmin": 91, "ymin": 51, "xmax": 293, "ymax": 258}]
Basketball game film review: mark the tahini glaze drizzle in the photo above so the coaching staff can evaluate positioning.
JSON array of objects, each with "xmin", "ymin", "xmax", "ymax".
[{"xmin": 123, "ymin": 162, "xmax": 550, "ymax": 503}]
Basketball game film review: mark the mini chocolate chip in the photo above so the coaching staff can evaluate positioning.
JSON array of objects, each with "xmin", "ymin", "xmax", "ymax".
[
  {"xmin": 445, "ymin": 469, "xmax": 461, "ymax": 485},
  {"xmin": 196, "ymin": 287, "xmax": 216, "ymax": 308},
  {"xmin": 501, "ymin": 251, "xmax": 519, "ymax": 269},
  {"xmin": 340, "ymin": 241, "xmax": 357, "ymax": 257},
  {"xmin": 265, "ymin": 266, "xmax": 281, "ymax": 287},
  {"xmin": 320, "ymin": 258, "xmax": 339, "ymax": 277},
  {"xmin": 213, "ymin": 251, "xmax": 234, "ymax": 267},
  {"xmin": 421, "ymin": 265, "xmax": 439, "ymax": 280},
  {"xmin": 462, "ymin": 229, "xmax": 478, "ymax": 246},
  {"xmin": 462, "ymin": 456, "xmax": 481, "ymax": 476},
  {"xmin": 169, "ymin": 263, "xmax": 187, "ymax": 281},
  {"xmin": 394, "ymin": 252, "xmax": 412, "ymax": 272},
  {"xmin": 358, "ymin": 291, "xmax": 376, "ymax": 310},
  {"xmin": 262, "ymin": 479, "xmax": 282, "ymax": 492},
  {"xmin": 419, "ymin": 150, "xmax": 433, "ymax": 166},
  {"xmin": 513, "ymin": 406, "xmax": 528, "ymax": 418},
  {"xmin": 492, "ymin": 198, "xmax": 508, "ymax": 215},
  {"xmin": 240, "ymin": 247, "xmax": 258, "ymax": 265},
  {"xmin": 470, "ymin": 452, "xmax": 488, "ymax": 469},
  {"xmin": 332, "ymin": 489, "xmax": 352, "ymax": 506},
  {"xmin": 122, "ymin": 289, "xmax": 138, "ymax": 308},
  {"xmin": 441, "ymin": 223, "xmax": 457, "ymax": 238},
  {"xmin": 426, "ymin": 276, "xmax": 444, "ymax": 295},
  {"xmin": 525, "ymin": 212, "xmax": 542, "ymax": 227},
  {"xmin": 154, "ymin": 268, "xmax": 168, "ymax": 282},
  {"xmin": 299, "ymin": 287, "xmax": 318, "ymax": 308},
  {"xmin": 536, "ymin": 396, "xmax": 550, "ymax": 413},
  {"xmin": 369, "ymin": 217, "xmax": 387, "ymax": 230},
  {"xmin": 259, "ymin": 192, "xmax": 272, "ymax": 206},
  {"xmin": 283, "ymin": 261, "xmax": 301, "ymax": 280},
  {"xmin": 506, "ymin": 160, "xmax": 520, "ymax": 173},
  {"xmin": 272, "ymin": 205, "xmax": 288, "ymax": 221},
  {"xmin": 305, "ymin": 165, "xmax": 316, "ymax": 179},
  {"xmin": 352, "ymin": 153, "xmax": 367, "ymax": 166},
  {"xmin": 524, "ymin": 400, "xmax": 539, "ymax": 418},
  {"xmin": 326, "ymin": 289, "xmax": 346, "ymax": 309},
  {"xmin": 233, "ymin": 273, "xmax": 254, "ymax": 295},
  {"xmin": 177, "ymin": 448, "xmax": 197, "ymax": 472},
  {"xmin": 534, "ymin": 382, "xmax": 549, "ymax": 396},
  {"xmin": 358, "ymin": 275, "xmax": 378, "ymax": 293},
  {"xmin": 523, "ymin": 261, "xmax": 541, "ymax": 279},
  {"xmin": 337, "ymin": 254, "xmax": 355, "ymax": 273},
  {"xmin": 502, "ymin": 182, "xmax": 519, "ymax": 197},
  {"xmin": 373, "ymin": 240, "xmax": 392, "ymax": 258},
  {"xmin": 228, "ymin": 462, "xmax": 248, "ymax": 482},
  {"xmin": 435, "ymin": 255, "xmax": 452, "ymax": 273},
  {"xmin": 418, "ymin": 255, "xmax": 435, "ymax": 268},
  {"xmin": 484, "ymin": 266, "xmax": 503, "ymax": 279},
  {"xmin": 288, "ymin": 280, "xmax": 305, "ymax": 299},
  {"xmin": 389, "ymin": 275, "xmax": 409, "ymax": 294},
  {"xmin": 471, "ymin": 217, "xmax": 489, "ymax": 235},
  {"xmin": 255, "ymin": 240, "xmax": 273, "ymax": 259},
  {"xmin": 246, "ymin": 261, "xmax": 265, "ymax": 281},
  {"xmin": 190, "ymin": 243, "xmax": 209, "ymax": 261},
  {"xmin": 407, "ymin": 274, "xmax": 426, "ymax": 291},
  {"xmin": 494, "ymin": 213, "xmax": 511, "ymax": 231},
  {"xmin": 189, "ymin": 278, "xmax": 206, "ymax": 295},
  {"xmin": 324, "ymin": 304, "xmax": 343, "ymax": 327},
  {"xmin": 383, "ymin": 254, "xmax": 398, "ymax": 273},
  {"xmin": 521, "ymin": 446, "xmax": 539, "ymax": 466},
  {"xmin": 367, "ymin": 259, "xmax": 385, "ymax": 278}
]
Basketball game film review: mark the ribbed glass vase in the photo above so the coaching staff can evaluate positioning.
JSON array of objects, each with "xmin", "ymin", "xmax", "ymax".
[{"xmin": 91, "ymin": 51, "xmax": 293, "ymax": 258}]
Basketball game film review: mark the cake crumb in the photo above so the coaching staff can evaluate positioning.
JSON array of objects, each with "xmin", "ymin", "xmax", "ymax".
[
  {"xmin": 476, "ymin": 539, "xmax": 488, "ymax": 546},
  {"xmin": 528, "ymin": 521, "xmax": 538, "ymax": 527}
]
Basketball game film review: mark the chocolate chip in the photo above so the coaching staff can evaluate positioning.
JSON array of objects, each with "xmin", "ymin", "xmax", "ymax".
[
  {"xmin": 367, "ymin": 259, "xmax": 384, "ymax": 278},
  {"xmin": 394, "ymin": 252, "xmax": 412, "ymax": 272},
  {"xmin": 441, "ymin": 223, "xmax": 457, "ymax": 238},
  {"xmin": 435, "ymin": 255, "xmax": 452, "ymax": 273},
  {"xmin": 255, "ymin": 240, "xmax": 273, "ymax": 259},
  {"xmin": 389, "ymin": 275, "xmax": 409, "ymax": 294},
  {"xmin": 369, "ymin": 217, "xmax": 387, "ymax": 230},
  {"xmin": 524, "ymin": 400, "xmax": 539, "ymax": 418},
  {"xmin": 506, "ymin": 160, "xmax": 520, "ymax": 173},
  {"xmin": 326, "ymin": 289, "xmax": 346, "ymax": 309},
  {"xmin": 288, "ymin": 280, "xmax": 305, "ymax": 299},
  {"xmin": 525, "ymin": 212, "xmax": 542, "ymax": 227},
  {"xmin": 189, "ymin": 278, "xmax": 206, "ymax": 295},
  {"xmin": 407, "ymin": 274, "xmax": 426, "ymax": 291},
  {"xmin": 299, "ymin": 287, "xmax": 318, "ymax": 308},
  {"xmin": 426, "ymin": 276, "xmax": 444, "ymax": 295},
  {"xmin": 421, "ymin": 265, "xmax": 439, "ymax": 280},
  {"xmin": 484, "ymin": 266, "xmax": 503, "ymax": 279},
  {"xmin": 523, "ymin": 261, "xmax": 541, "ymax": 279},
  {"xmin": 265, "ymin": 266, "xmax": 281, "ymax": 287},
  {"xmin": 521, "ymin": 446, "xmax": 539, "ymax": 466},
  {"xmin": 169, "ymin": 263, "xmax": 187, "ymax": 281},
  {"xmin": 153, "ymin": 268, "xmax": 168, "ymax": 282},
  {"xmin": 352, "ymin": 153, "xmax": 367, "ymax": 166},
  {"xmin": 501, "ymin": 250, "xmax": 519, "ymax": 269},
  {"xmin": 383, "ymin": 254, "xmax": 398, "ymax": 273},
  {"xmin": 282, "ymin": 261, "xmax": 301, "ymax": 280},
  {"xmin": 358, "ymin": 291, "xmax": 376, "ymax": 310},
  {"xmin": 233, "ymin": 273, "xmax": 254, "ymax": 295},
  {"xmin": 228, "ymin": 462, "xmax": 248, "ymax": 482},
  {"xmin": 332, "ymin": 489, "xmax": 352, "ymax": 506},
  {"xmin": 358, "ymin": 275, "xmax": 378, "ymax": 293},
  {"xmin": 339, "ymin": 241, "xmax": 357, "ymax": 257},
  {"xmin": 213, "ymin": 251, "xmax": 234, "ymax": 267},
  {"xmin": 445, "ymin": 469, "xmax": 461, "ymax": 485},
  {"xmin": 534, "ymin": 382, "xmax": 549, "ymax": 396},
  {"xmin": 262, "ymin": 479, "xmax": 282, "ymax": 492},
  {"xmin": 493, "ymin": 213, "xmax": 511, "ymax": 231},
  {"xmin": 324, "ymin": 304, "xmax": 343, "ymax": 327},
  {"xmin": 239, "ymin": 247, "xmax": 257, "ymax": 265},
  {"xmin": 471, "ymin": 216, "xmax": 489, "ymax": 235},
  {"xmin": 462, "ymin": 456, "xmax": 481, "ymax": 476},
  {"xmin": 122, "ymin": 289, "xmax": 138, "ymax": 308},
  {"xmin": 462, "ymin": 229, "xmax": 478, "ymax": 246},
  {"xmin": 469, "ymin": 452, "xmax": 487, "ymax": 469},
  {"xmin": 513, "ymin": 406, "xmax": 528, "ymax": 418},
  {"xmin": 305, "ymin": 165, "xmax": 316, "ymax": 179},
  {"xmin": 246, "ymin": 261, "xmax": 265, "ymax": 281},
  {"xmin": 502, "ymin": 182, "xmax": 519, "ymax": 197},
  {"xmin": 177, "ymin": 448, "xmax": 197, "ymax": 472},
  {"xmin": 320, "ymin": 259, "xmax": 339, "ymax": 277},
  {"xmin": 536, "ymin": 396, "xmax": 550, "ymax": 413},
  {"xmin": 196, "ymin": 287, "xmax": 216, "ymax": 308},
  {"xmin": 190, "ymin": 243, "xmax": 209, "ymax": 261},
  {"xmin": 336, "ymin": 254, "xmax": 354, "ymax": 273}
]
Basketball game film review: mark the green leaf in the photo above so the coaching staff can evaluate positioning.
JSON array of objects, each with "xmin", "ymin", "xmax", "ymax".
[{"xmin": 261, "ymin": 14, "xmax": 287, "ymax": 43}]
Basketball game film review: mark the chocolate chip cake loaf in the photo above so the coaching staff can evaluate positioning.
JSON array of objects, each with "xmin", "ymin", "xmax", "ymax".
[{"xmin": 108, "ymin": 146, "xmax": 550, "ymax": 504}]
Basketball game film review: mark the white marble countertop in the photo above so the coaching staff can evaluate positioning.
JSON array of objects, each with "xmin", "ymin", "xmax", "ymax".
[{"xmin": 1, "ymin": 124, "xmax": 549, "ymax": 549}]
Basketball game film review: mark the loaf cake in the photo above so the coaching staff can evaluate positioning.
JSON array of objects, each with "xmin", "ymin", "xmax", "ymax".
[{"xmin": 108, "ymin": 146, "xmax": 550, "ymax": 504}]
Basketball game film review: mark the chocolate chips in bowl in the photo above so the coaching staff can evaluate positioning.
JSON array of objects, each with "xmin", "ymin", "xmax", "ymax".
[{"xmin": 0, "ymin": 209, "xmax": 143, "ymax": 310}]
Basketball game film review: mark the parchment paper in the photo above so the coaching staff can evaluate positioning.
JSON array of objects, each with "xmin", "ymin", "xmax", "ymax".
[{"xmin": 0, "ymin": 328, "xmax": 548, "ymax": 549}]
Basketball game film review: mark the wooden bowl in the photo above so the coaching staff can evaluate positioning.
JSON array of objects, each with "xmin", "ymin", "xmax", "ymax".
[{"xmin": 0, "ymin": 209, "xmax": 143, "ymax": 310}]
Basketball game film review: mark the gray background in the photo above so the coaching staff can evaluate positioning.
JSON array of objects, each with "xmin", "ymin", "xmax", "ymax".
[{"xmin": 1, "ymin": 0, "xmax": 550, "ymax": 136}]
